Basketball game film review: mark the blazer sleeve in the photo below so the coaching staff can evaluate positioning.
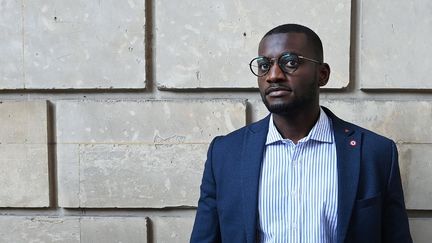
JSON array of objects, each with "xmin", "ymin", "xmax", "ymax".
[
  {"xmin": 382, "ymin": 141, "xmax": 412, "ymax": 243},
  {"xmin": 190, "ymin": 137, "xmax": 221, "ymax": 243}
]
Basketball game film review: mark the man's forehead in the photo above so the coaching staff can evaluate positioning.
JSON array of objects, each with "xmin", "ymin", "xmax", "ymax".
[{"xmin": 258, "ymin": 32, "xmax": 309, "ymax": 56}]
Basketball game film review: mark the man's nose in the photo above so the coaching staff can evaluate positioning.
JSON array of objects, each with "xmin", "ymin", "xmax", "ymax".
[{"xmin": 266, "ymin": 63, "xmax": 285, "ymax": 82}]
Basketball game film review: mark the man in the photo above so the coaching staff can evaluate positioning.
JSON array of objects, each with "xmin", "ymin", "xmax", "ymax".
[{"xmin": 190, "ymin": 24, "xmax": 412, "ymax": 243}]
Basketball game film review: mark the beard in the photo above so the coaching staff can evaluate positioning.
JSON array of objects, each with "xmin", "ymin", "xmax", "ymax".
[
  {"xmin": 260, "ymin": 79, "xmax": 319, "ymax": 115},
  {"xmin": 263, "ymin": 100, "xmax": 298, "ymax": 114},
  {"xmin": 261, "ymin": 94, "xmax": 311, "ymax": 115}
]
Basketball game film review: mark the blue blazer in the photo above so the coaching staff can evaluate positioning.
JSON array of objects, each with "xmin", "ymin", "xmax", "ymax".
[{"xmin": 190, "ymin": 107, "xmax": 412, "ymax": 243}]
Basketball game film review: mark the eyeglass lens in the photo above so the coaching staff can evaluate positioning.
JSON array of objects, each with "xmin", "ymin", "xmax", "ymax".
[{"xmin": 249, "ymin": 53, "xmax": 300, "ymax": 77}]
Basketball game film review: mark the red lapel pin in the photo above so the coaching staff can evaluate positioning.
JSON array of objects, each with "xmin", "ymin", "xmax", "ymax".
[{"xmin": 350, "ymin": 140, "xmax": 357, "ymax": 146}]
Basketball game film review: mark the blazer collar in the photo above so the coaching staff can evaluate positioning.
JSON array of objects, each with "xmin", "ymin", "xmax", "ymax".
[
  {"xmin": 322, "ymin": 107, "xmax": 362, "ymax": 243},
  {"xmin": 240, "ymin": 115, "xmax": 269, "ymax": 243}
]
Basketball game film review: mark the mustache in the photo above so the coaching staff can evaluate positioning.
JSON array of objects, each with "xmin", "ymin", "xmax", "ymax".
[{"xmin": 265, "ymin": 85, "xmax": 292, "ymax": 95}]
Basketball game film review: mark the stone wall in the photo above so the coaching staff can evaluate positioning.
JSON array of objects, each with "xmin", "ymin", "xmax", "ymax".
[{"xmin": 0, "ymin": 0, "xmax": 431, "ymax": 242}]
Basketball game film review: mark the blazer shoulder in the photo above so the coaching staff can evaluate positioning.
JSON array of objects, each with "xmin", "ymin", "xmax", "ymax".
[
  {"xmin": 213, "ymin": 115, "xmax": 270, "ymax": 144},
  {"xmin": 323, "ymin": 106, "xmax": 395, "ymax": 145},
  {"xmin": 207, "ymin": 115, "xmax": 269, "ymax": 161},
  {"xmin": 346, "ymin": 120, "xmax": 394, "ymax": 144}
]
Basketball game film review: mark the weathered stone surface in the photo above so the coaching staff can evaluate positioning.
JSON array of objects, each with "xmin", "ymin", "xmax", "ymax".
[
  {"xmin": 0, "ymin": 216, "xmax": 147, "ymax": 243},
  {"xmin": 0, "ymin": 0, "xmax": 24, "ymax": 88},
  {"xmin": 0, "ymin": 101, "xmax": 49, "ymax": 207},
  {"xmin": 250, "ymin": 99, "xmax": 268, "ymax": 122},
  {"xmin": 156, "ymin": 0, "xmax": 350, "ymax": 89},
  {"xmin": 399, "ymin": 144, "xmax": 432, "ymax": 210},
  {"xmin": 57, "ymin": 144, "xmax": 80, "ymax": 207},
  {"xmin": 152, "ymin": 216, "xmax": 194, "ymax": 243},
  {"xmin": 0, "ymin": 217, "xmax": 80, "ymax": 242},
  {"xmin": 81, "ymin": 217, "xmax": 147, "ymax": 243},
  {"xmin": 360, "ymin": 0, "xmax": 432, "ymax": 89},
  {"xmin": 77, "ymin": 144, "xmax": 207, "ymax": 207},
  {"xmin": 253, "ymin": 100, "xmax": 432, "ymax": 143},
  {"xmin": 410, "ymin": 218, "xmax": 432, "ymax": 243},
  {"xmin": 56, "ymin": 100, "xmax": 245, "ymax": 143},
  {"xmin": 0, "ymin": 145, "xmax": 49, "ymax": 207},
  {"xmin": 3, "ymin": 0, "xmax": 146, "ymax": 89},
  {"xmin": 57, "ymin": 100, "xmax": 246, "ymax": 207},
  {"xmin": 0, "ymin": 101, "xmax": 48, "ymax": 144}
]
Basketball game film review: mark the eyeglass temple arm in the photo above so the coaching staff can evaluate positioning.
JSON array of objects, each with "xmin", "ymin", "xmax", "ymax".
[{"xmin": 299, "ymin": 56, "xmax": 322, "ymax": 64}]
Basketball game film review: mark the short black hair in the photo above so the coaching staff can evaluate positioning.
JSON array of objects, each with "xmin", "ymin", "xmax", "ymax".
[{"xmin": 262, "ymin": 24, "xmax": 323, "ymax": 62}]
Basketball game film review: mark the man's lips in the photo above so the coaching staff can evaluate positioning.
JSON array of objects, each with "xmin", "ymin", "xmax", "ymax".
[{"xmin": 265, "ymin": 86, "xmax": 292, "ymax": 97}]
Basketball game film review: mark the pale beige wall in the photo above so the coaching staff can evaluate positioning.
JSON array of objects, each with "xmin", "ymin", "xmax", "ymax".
[{"xmin": 0, "ymin": 0, "xmax": 431, "ymax": 242}]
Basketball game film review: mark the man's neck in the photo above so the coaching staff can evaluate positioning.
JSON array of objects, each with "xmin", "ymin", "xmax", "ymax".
[{"xmin": 272, "ymin": 105, "xmax": 321, "ymax": 144}]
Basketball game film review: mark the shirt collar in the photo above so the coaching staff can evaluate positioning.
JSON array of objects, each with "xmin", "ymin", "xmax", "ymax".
[{"xmin": 265, "ymin": 107, "xmax": 334, "ymax": 145}]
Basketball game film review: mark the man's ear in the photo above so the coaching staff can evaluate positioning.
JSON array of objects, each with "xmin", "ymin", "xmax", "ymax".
[{"xmin": 318, "ymin": 63, "xmax": 330, "ymax": 87}]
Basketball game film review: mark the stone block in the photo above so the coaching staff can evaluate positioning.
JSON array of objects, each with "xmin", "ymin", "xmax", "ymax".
[
  {"xmin": 76, "ymin": 143, "xmax": 207, "ymax": 207},
  {"xmin": 0, "ymin": 145, "xmax": 49, "ymax": 207},
  {"xmin": 57, "ymin": 144, "xmax": 80, "ymax": 207},
  {"xmin": 360, "ymin": 0, "xmax": 432, "ymax": 89},
  {"xmin": 252, "ymin": 100, "xmax": 432, "ymax": 143},
  {"xmin": 156, "ymin": 0, "xmax": 350, "ymax": 89},
  {"xmin": 14, "ymin": 0, "xmax": 145, "ymax": 89},
  {"xmin": 152, "ymin": 216, "xmax": 194, "ymax": 243},
  {"xmin": 410, "ymin": 218, "xmax": 432, "ymax": 243},
  {"xmin": 0, "ymin": 0, "xmax": 24, "ymax": 88},
  {"xmin": 0, "ymin": 217, "xmax": 80, "ymax": 242},
  {"xmin": 0, "ymin": 216, "xmax": 148, "ymax": 243},
  {"xmin": 399, "ymin": 144, "xmax": 432, "ymax": 209},
  {"xmin": 0, "ymin": 101, "xmax": 49, "ymax": 207},
  {"xmin": 56, "ymin": 100, "xmax": 246, "ymax": 207},
  {"xmin": 81, "ymin": 217, "xmax": 147, "ymax": 243},
  {"xmin": 0, "ymin": 101, "xmax": 48, "ymax": 144}
]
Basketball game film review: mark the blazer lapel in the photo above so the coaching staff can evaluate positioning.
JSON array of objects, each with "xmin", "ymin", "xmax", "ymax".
[
  {"xmin": 240, "ymin": 116, "xmax": 269, "ymax": 243},
  {"xmin": 326, "ymin": 108, "xmax": 362, "ymax": 243}
]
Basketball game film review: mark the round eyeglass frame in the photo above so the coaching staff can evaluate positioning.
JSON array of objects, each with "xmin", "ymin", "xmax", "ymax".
[{"xmin": 249, "ymin": 52, "xmax": 322, "ymax": 77}]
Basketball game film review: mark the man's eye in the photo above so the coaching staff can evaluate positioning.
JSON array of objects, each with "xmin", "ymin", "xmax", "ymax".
[
  {"xmin": 258, "ymin": 63, "xmax": 270, "ymax": 71},
  {"xmin": 284, "ymin": 60, "xmax": 299, "ymax": 68}
]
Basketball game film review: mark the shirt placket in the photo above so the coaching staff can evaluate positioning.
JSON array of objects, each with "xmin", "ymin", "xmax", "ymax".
[{"xmin": 290, "ymin": 142, "xmax": 303, "ymax": 242}]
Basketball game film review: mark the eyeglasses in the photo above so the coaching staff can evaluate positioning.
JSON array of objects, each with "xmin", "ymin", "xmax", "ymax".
[{"xmin": 249, "ymin": 52, "xmax": 322, "ymax": 77}]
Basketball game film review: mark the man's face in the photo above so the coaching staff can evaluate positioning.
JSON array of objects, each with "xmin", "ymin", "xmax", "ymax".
[{"xmin": 257, "ymin": 32, "xmax": 323, "ymax": 115}]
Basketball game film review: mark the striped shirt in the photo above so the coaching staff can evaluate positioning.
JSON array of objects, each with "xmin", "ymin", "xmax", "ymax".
[{"xmin": 258, "ymin": 108, "xmax": 338, "ymax": 243}]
